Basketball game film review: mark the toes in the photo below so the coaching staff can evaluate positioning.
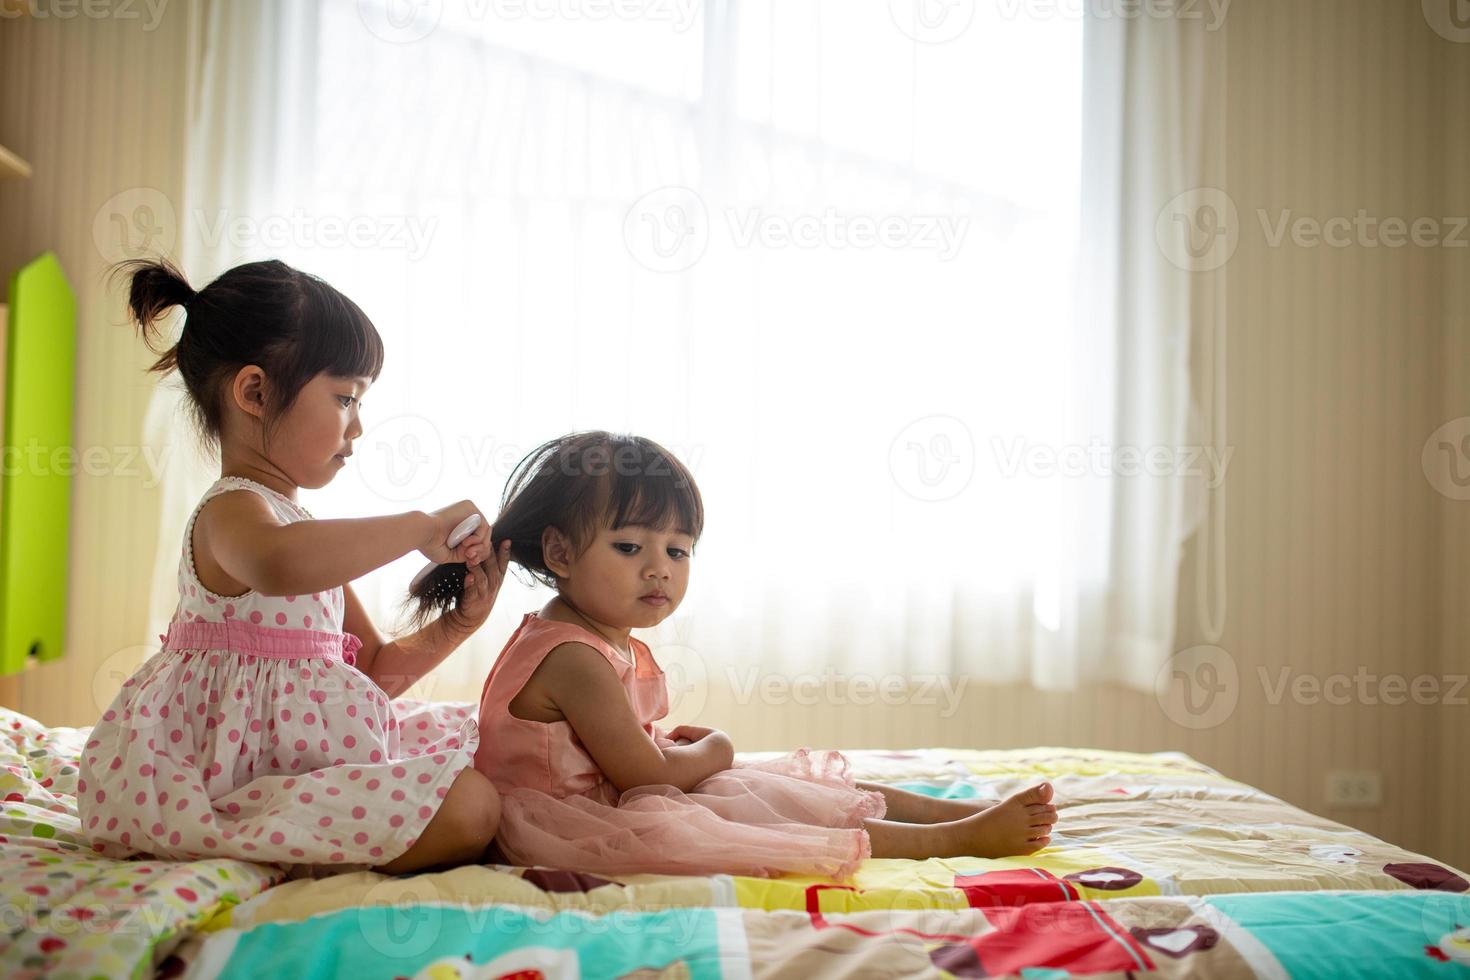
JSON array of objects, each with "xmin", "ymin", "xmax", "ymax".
[{"xmin": 1014, "ymin": 782, "xmax": 1053, "ymax": 806}]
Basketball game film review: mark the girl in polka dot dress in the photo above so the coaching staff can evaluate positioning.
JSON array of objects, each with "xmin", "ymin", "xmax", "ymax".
[{"xmin": 80, "ymin": 258, "xmax": 511, "ymax": 875}]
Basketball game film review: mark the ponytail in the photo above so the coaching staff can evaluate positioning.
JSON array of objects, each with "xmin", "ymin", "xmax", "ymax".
[
  {"xmin": 403, "ymin": 562, "xmax": 472, "ymax": 631},
  {"xmin": 112, "ymin": 257, "xmax": 196, "ymax": 376}
]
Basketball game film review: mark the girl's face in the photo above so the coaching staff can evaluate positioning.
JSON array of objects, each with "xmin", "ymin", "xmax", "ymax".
[
  {"xmin": 549, "ymin": 520, "xmax": 694, "ymax": 630},
  {"xmin": 269, "ymin": 372, "xmax": 369, "ymax": 489}
]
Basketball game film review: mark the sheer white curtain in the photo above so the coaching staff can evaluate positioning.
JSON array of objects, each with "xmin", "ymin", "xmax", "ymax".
[
  {"xmin": 142, "ymin": 0, "xmax": 326, "ymax": 643},
  {"xmin": 144, "ymin": 0, "xmax": 1224, "ymax": 703}
]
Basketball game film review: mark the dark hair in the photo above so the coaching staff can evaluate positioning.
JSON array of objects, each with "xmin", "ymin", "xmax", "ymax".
[
  {"xmin": 113, "ymin": 257, "xmax": 385, "ymax": 444},
  {"xmin": 406, "ymin": 431, "xmax": 703, "ymax": 626}
]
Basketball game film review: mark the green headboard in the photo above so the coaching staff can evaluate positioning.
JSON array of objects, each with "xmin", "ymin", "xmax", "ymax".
[{"xmin": 0, "ymin": 253, "xmax": 76, "ymax": 675}]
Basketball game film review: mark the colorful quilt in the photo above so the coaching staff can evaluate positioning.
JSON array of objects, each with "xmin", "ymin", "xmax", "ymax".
[
  {"xmin": 3, "ymin": 706, "xmax": 1465, "ymax": 978},
  {"xmin": 188, "ymin": 890, "xmax": 1470, "ymax": 979},
  {"xmin": 0, "ymin": 708, "xmax": 282, "ymax": 979}
]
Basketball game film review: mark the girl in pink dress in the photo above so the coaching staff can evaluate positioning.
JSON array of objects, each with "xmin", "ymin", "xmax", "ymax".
[
  {"xmin": 412, "ymin": 431, "xmax": 1059, "ymax": 879},
  {"xmin": 81, "ymin": 258, "xmax": 511, "ymax": 875}
]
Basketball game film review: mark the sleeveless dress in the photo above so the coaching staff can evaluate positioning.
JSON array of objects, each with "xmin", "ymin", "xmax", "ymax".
[
  {"xmin": 475, "ymin": 612, "xmax": 886, "ymax": 879},
  {"xmin": 78, "ymin": 476, "xmax": 481, "ymax": 872}
]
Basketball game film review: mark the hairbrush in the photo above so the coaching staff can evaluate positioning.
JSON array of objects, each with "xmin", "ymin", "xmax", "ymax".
[{"xmin": 409, "ymin": 513, "xmax": 483, "ymax": 593}]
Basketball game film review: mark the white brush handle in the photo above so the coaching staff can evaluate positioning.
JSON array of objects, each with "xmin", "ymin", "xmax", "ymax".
[
  {"xmin": 409, "ymin": 514, "xmax": 484, "ymax": 591},
  {"xmin": 446, "ymin": 513, "xmax": 482, "ymax": 549}
]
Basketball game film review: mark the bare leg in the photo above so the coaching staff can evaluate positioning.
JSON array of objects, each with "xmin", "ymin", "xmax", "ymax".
[
  {"xmin": 373, "ymin": 768, "xmax": 501, "ymax": 875},
  {"xmin": 858, "ymin": 780, "xmax": 1012, "ymax": 824},
  {"xmin": 864, "ymin": 783, "xmax": 1056, "ymax": 859}
]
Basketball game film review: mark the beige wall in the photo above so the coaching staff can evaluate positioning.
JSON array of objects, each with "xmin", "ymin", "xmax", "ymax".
[
  {"xmin": 1437, "ymin": 8, "xmax": 1470, "ymax": 874},
  {"xmin": 1208, "ymin": 0, "xmax": 1443, "ymax": 862},
  {"xmin": 1, "ymin": 0, "xmax": 1464, "ymax": 872},
  {"xmin": 0, "ymin": 5, "xmax": 193, "ymax": 725}
]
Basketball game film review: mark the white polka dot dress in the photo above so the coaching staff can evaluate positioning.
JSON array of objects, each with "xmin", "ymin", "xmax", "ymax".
[{"xmin": 78, "ymin": 476, "xmax": 480, "ymax": 872}]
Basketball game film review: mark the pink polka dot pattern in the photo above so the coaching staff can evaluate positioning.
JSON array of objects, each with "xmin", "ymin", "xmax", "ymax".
[{"xmin": 76, "ymin": 476, "xmax": 481, "ymax": 871}]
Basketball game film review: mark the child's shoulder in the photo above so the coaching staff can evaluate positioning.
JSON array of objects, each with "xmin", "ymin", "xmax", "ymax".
[
  {"xmin": 188, "ymin": 480, "xmax": 301, "ymax": 597},
  {"xmin": 196, "ymin": 477, "xmax": 308, "ymax": 526},
  {"xmin": 518, "ymin": 616, "xmax": 609, "ymax": 658},
  {"xmin": 524, "ymin": 639, "xmax": 631, "ymax": 711},
  {"xmin": 194, "ymin": 482, "xmax": 289, "ymax": 537},
  {"xmin": 512, "ymin": 614, "xmax": 630, "ymax": 672},
  {"xmin": 491, "ymin": 623, "xmax": 619, "ymax": 713},
  {"xmin": 540, "ymin": 638, "xmax": 619, "ymax": 671}
]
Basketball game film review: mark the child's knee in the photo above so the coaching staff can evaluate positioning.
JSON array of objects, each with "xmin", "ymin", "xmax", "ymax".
[{"xmin": 448, "ymin": 768, "xmax": 500, "ymax": 850}]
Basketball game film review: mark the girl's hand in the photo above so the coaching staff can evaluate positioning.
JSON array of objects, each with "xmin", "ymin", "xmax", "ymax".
[
  {"xmin": 420, "ymin": 500, "xmax": 492, "ymax": 565},
  {"xmin": 665, "ymin": 724, "xmax": 722, "ymax": 745},
  {"xmin": 452, "ymin": 539, "xmax": 512, "ymax": 632}
]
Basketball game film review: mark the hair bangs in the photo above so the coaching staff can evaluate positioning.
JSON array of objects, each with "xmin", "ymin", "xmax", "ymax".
[
  {"xmin": 298, "ymin": 276, "xmax": 385, "ymax": 383},
  {"xmin": 604, "ymin": 442, "xmax": 703, "ymax": 541}
]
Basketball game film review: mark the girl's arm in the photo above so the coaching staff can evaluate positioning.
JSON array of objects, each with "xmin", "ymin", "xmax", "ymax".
[
  {"xmin": 200, "ymin": 491, "xmax": 490, "ymax": 596},
  {"xmin": 538, "ymin": 643, "xmax": 734, "ymax": 793},
  {"xmin": 343, "ymin": 582, "xmax": 467, "ymax": 698},
  {"xmin": 344, "ymin": 541, "xmax": 511, "ymax": 698}
]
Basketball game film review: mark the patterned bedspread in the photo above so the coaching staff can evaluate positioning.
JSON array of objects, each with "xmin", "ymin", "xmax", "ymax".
[{"xmin": 2, "ymin": 707, "xmax": 1464, "ymax": 978}]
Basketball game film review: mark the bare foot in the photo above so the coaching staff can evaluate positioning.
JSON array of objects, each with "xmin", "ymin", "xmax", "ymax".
[{"xmin": 943, "ymin": 782, "xmax": 1057, "ymax": 857}]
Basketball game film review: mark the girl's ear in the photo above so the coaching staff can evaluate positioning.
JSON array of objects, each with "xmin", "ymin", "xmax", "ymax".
[
  {"xmin": 541, "ymin": 526, "xmax": 573, "ymax": 580},
  {"xmin": 231, "ymin": 365, "xmax": 269, "ymax": 420}
]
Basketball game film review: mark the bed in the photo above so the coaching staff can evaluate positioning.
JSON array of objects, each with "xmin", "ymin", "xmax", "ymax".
[{"xmin": 2, "ymin": 705, "xmax": 1465, "ymax": 979}]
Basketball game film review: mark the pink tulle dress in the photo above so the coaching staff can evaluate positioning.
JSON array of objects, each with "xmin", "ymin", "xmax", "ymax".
[{"xmin": 474, "ymin": 612, "xmax": 886, "ymax": 879}]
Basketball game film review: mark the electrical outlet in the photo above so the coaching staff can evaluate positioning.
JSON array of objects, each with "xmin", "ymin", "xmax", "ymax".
[{"xmin": 1325, "ymin": 770, "xmax": 1382, "ymax": 808}]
